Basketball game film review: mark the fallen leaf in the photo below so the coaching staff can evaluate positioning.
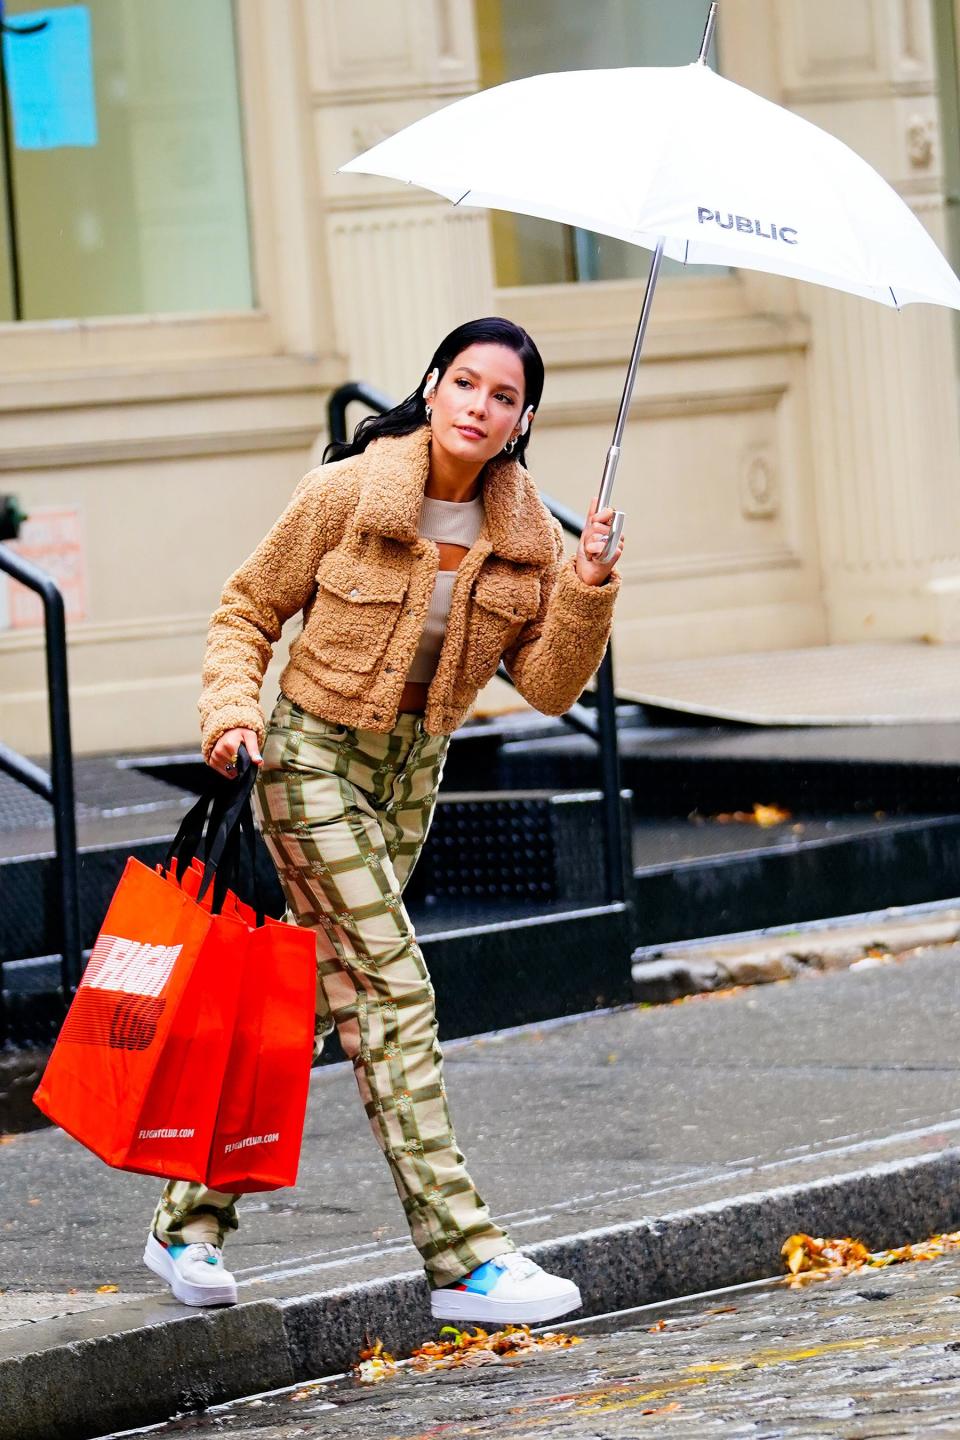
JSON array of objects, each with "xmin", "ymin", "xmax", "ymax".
[
  {"xmin": 352, "ymin": 1325, "xmax": 581, "ymax": 1383},
  {"xmin": 27, "ymin": 1198, "xmax": 40, "ymax": 1206},
  {"xmin": 753, "ymin": 803, "xmax": 792, "ymax": 827},
  {"xmin": 713, "ymin": 803, "xmax": 791, "ymax": 827},
  {"xmin": 0, "ymin": 1136, "xmax": 19, "ymax": 1145},
  {"xmin": 96, "ymin": 1284, "xmax": 119, "ymax": 1294},
  {"xmin": 648, "ymin": 1318, "xmax": 667, "ymax": 1332},
  {"xmin": 781, "ymin": 1229, "xmax": 960, "ymax": 1286}
]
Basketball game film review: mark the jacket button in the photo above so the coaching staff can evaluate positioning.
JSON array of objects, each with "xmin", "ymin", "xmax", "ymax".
[
  {"xmin": 349, "ymin": 588, "xmax": 360, "ymax": 599},
  {"xmin": 385, "ymin": 666, "xmax": 395, "ymax": 674}
]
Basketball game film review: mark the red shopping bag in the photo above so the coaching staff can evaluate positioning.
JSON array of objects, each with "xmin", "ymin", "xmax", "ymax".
[
  {"xmin": 207, "ymin": 914, "xmax": 316, "ymax": 1192},
  {"xmin": 32, "ymin": 852, "xmax": 247, "ymax": 1181},
  {"xmin": 34, "ymin": 751, "xmax": 315, "ymax": 1190},
  {"xmin": 177, "ymin": 823, "xmax": 316, "ymax": 1191}
]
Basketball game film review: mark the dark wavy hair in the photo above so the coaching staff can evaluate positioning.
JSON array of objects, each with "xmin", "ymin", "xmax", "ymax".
[{"xmin": 323, "ymin": 317, "xmax": 545, "ymax": 469}]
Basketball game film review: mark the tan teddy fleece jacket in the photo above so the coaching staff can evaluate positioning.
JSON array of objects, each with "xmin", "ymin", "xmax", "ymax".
[{"xmin": 199, "ymin": 426, "xmax": 620, "ymax": 759}]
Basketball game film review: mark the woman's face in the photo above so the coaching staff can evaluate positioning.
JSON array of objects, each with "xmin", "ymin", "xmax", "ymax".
[{"xmin": 427, "ymin": 343, "xmax": 528, "ymax": 469}]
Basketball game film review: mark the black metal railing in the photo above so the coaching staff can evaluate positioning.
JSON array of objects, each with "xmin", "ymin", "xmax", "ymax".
[
  {"xmin": 327, "ymin": 383, "xmax": 627, "ymax": 903},
  {"xmin": 0, "ymin": 542, "xmax": 82, "ymax": 1037}
]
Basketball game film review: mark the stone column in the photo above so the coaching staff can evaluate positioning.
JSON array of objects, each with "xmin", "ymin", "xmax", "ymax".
[{"xmin": 774, "ymin": 0, "xmax": 960, "ymax": 641}]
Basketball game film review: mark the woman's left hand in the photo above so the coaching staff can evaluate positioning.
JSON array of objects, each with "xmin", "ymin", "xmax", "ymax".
[{"xmin": 575, "ymin": 497, "xmax": 624, "ymax": 586}]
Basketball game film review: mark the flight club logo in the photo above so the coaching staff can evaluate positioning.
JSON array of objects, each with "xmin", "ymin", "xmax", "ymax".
[
  {"xmin": 58, "ymin": 934, "xmax": 182, "ymax": 1050},
  {"xmin": 83, "ymin": 934, "xmax": 183, "ymax": 998},
  {"xmin": 223, "ymin": 1132, "xmax": 281, "ymax": 1155},
  {"xmin": 698, "ymin": 207, "xmax": 798, "ymax": 245}
]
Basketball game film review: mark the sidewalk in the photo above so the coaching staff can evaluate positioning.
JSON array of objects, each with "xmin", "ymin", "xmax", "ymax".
[{"xmin": 3, "ymin": 937, "xmax": 960, "ymax": 1440}]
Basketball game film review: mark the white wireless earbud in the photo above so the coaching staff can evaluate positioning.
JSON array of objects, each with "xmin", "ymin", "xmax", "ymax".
[
  {"xmin": 422, "ymin": 368, "xmax": 439, "ymax": 402},
  {"xmin": 520, "ymin": 406, "xmax": 535, "ymax": 436}
]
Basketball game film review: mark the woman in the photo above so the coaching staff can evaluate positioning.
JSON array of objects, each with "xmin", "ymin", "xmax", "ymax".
[{"xmin": 144, "ymin": 317, "xmax": 623, "ymax": 1326}]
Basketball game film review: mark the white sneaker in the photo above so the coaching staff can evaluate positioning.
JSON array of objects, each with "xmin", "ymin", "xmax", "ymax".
[
  {"xmin": 430, "ymin": 1252, "xmax": 581, "ymax": 1325},
  {"xmin": 144, "ymin": 1232, "xmax": 238, "ymax": 1307}
]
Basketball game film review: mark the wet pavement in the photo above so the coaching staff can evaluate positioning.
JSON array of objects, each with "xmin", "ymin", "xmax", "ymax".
[
  {"xmin": 6, "ymin": 946, "xmax": 960, "ymax": 1312},
  {"xmin": 7, "ymin": 946, "xmax": 960, "ymax": 1440},
  {"xmin": 99, "ymin": 1249, "xmax": 960, "ymax": 1439}
]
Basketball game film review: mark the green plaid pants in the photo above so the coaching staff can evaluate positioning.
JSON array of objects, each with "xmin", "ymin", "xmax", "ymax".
[{"xmin": 152, "ymin": 695, "xmax": 512, "ymax": 1288}]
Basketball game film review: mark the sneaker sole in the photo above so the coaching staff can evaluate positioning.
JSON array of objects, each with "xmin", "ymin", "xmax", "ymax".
[
  {"xmin": 430, "ymin": 1282, "xmax": 582, "ymax": 1326},
  {"xmin": 143, "ymin": 1233, "xmax": 238, "ymax": 1307}
]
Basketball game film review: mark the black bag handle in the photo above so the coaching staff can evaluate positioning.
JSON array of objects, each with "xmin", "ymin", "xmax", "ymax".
[
  {"xmin": 210, "ymin": 768, "xmax": 265, "ymax": 925},
  {"xmin": 162, "ymin": 744, "xmax": 259, "ymax": 916}
]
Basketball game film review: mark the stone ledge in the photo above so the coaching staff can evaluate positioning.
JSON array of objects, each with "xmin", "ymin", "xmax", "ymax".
[{"xmin": 632, "ymin": 912, "xmax": 960, "ymax": 1002}]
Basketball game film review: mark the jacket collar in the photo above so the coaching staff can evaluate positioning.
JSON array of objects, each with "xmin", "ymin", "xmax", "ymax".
[{"xmin": 351, "ymin": 426, "xmax": 556, "ymax": 567}]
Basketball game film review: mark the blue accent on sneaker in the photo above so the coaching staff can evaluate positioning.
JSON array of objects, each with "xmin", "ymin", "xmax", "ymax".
[
  {"xmin": 165, "ymin": 1242, "xmax": 219, "ymax": 1266},
  {"xmin": 458, "ymin": 1260, "xmax": 502, "ymax": 1296}
]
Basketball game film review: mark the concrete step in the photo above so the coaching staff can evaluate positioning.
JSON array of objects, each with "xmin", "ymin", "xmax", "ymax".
[{"xmin": 629, "ymin": 811, "xmax": 960, "ymax": 947}]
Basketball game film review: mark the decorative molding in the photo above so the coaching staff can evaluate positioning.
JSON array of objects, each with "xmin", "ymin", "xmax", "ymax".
[
  {"xmin": 313, "ymin": 82, "xmax": 472, "ymax": 109},
  {"xmin": 906, "ymin": 113, "xmax": 935, "ymax": 169},
  {"xmin": 325, "ymin": 186, "xmax": 456, "ymax": 214},
  {"xmin": 622, "ymin": 546, "xmax": 803, "ymax": 585},
  {"xmin": 434, "ymin": 0, "xmax": 455, "ymax": 64},
  {"xmin": 305, "ymin": 0, "xmax": 416, "ymax": 92},
  {"xmin": 539, "ymin": 387, "xmax": 787, "ymax": 429},
  {"xmin": 781, "ymin": 78, "xmax": 933, "ymax": 104},
  {"xmin": 0, "ymin": 613, "xmax": 210, "ymax": 654},
  {"xmin": 781, "ymin": 0, "xmax": 880, "ymax": 85},
  {"xmin": 0, "ymin": 426, "xmax": 322, "ymax": 472},
  {"xmin": 0, "ymin": 354, "xmax": 339, "ymax": 414},
  {"xmin": 740, "ymin": 450, "xmax": 780, "ymax": 519},
  {"xmin": 896, "ymin": 0, "xmax": 933, "ymax": 72}
]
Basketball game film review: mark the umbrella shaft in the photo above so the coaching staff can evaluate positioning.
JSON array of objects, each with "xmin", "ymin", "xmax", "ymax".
[{"xmin": 598, "ymin": 237, "xmax": 665, "ymax": 516}]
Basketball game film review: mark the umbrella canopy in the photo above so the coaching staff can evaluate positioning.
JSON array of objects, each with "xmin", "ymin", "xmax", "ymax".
[{"xmin": 341, "ymin": 61, "xmax": 960, "ymax": 312}]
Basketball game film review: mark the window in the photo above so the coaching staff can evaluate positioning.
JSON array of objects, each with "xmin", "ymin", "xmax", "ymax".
[
  {"xmin": 0, "ymin": 0, "xmax": 253, "ymax": 321},
  {"xmin": 475, "ymin": 0, "xmax": 721, "ymax": 286}
]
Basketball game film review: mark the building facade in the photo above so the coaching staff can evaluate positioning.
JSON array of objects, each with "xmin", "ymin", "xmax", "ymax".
[{"xmin": 1, "ymin": 0, "xmax": 959, "ymax": 756}]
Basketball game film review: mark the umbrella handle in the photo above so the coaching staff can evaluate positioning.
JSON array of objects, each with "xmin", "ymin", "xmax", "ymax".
[
  {"xmin": 597, "ymin": 510, "xmax": 625, "ymax": 566},
  {"xmin": 597, "ymin": 444, "xmax": 625, "ymax": 565}
]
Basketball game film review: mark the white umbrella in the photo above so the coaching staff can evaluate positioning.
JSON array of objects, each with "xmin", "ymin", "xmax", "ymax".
[{"xmin": 340, "ymin": 3, "xmax": 960, "ymax": 560}]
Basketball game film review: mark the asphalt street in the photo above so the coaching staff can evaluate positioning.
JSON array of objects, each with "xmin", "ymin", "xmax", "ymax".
[{"xmin": 98, "ymin": 1248, "xmax": 960, "ymax": 1438}]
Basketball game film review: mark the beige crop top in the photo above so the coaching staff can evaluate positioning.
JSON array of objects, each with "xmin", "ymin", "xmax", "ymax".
[{"xmin": 405, "ymin": 494, "xmax": 484, "ymax": 685}]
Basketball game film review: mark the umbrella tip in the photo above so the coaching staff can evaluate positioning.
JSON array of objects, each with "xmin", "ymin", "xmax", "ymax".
[{"xmin": 697, "ymin": 2, "xmax": 718, "ymax": 64}]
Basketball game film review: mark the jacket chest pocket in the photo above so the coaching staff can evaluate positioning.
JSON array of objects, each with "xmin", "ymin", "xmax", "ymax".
[
  {"xmin": 466, "ymin": 568, "xmax": 541, "ymax": 678},
  {"xmin": 305, "ymin": 552, "xmax": 408, "ymax": 674},
  {"xmin": 472, "ymin": 569, "xmax": 541, "ymax": 630}
]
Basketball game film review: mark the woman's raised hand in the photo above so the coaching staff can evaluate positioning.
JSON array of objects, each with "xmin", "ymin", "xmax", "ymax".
[
  {"xmin": 575, "ymin": 496, "xmax": 624, "ymax": 587},
  {"xmin": 210, "ymin": 727, "xmax": 263, "ymax": 780}
]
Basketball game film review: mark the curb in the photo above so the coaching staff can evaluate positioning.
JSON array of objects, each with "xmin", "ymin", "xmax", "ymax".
[
  {"xmin": 4, "ymin": 1147, "xmax": 960, "ymax": 1440},
  {"xmin": 632, "ymin": 906, "xmax": 960, "ymax": 1003}
]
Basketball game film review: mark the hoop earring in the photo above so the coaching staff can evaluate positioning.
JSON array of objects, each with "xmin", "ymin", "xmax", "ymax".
[
  {"xmin": 425, "ymin": 404, "xmax": 433, "ymax": 423},
  {"xmin": 503, "ymin": 436, "xmax": 517, "ymax": 454}
]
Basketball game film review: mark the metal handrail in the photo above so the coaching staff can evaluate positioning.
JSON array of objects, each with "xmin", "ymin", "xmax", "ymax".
[
  {"xmin": 326, "ymin": 383, "xmax": 627, "ymax": 903},
  {"xmin": 0, "ymin": 545, "xmax": 82, "ymax": 1007}
]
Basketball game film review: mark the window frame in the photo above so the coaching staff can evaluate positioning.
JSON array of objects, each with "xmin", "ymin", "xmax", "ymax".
[{"xmin": 0, "ymin": 0, "xmax": 324, "ymax": 377}]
